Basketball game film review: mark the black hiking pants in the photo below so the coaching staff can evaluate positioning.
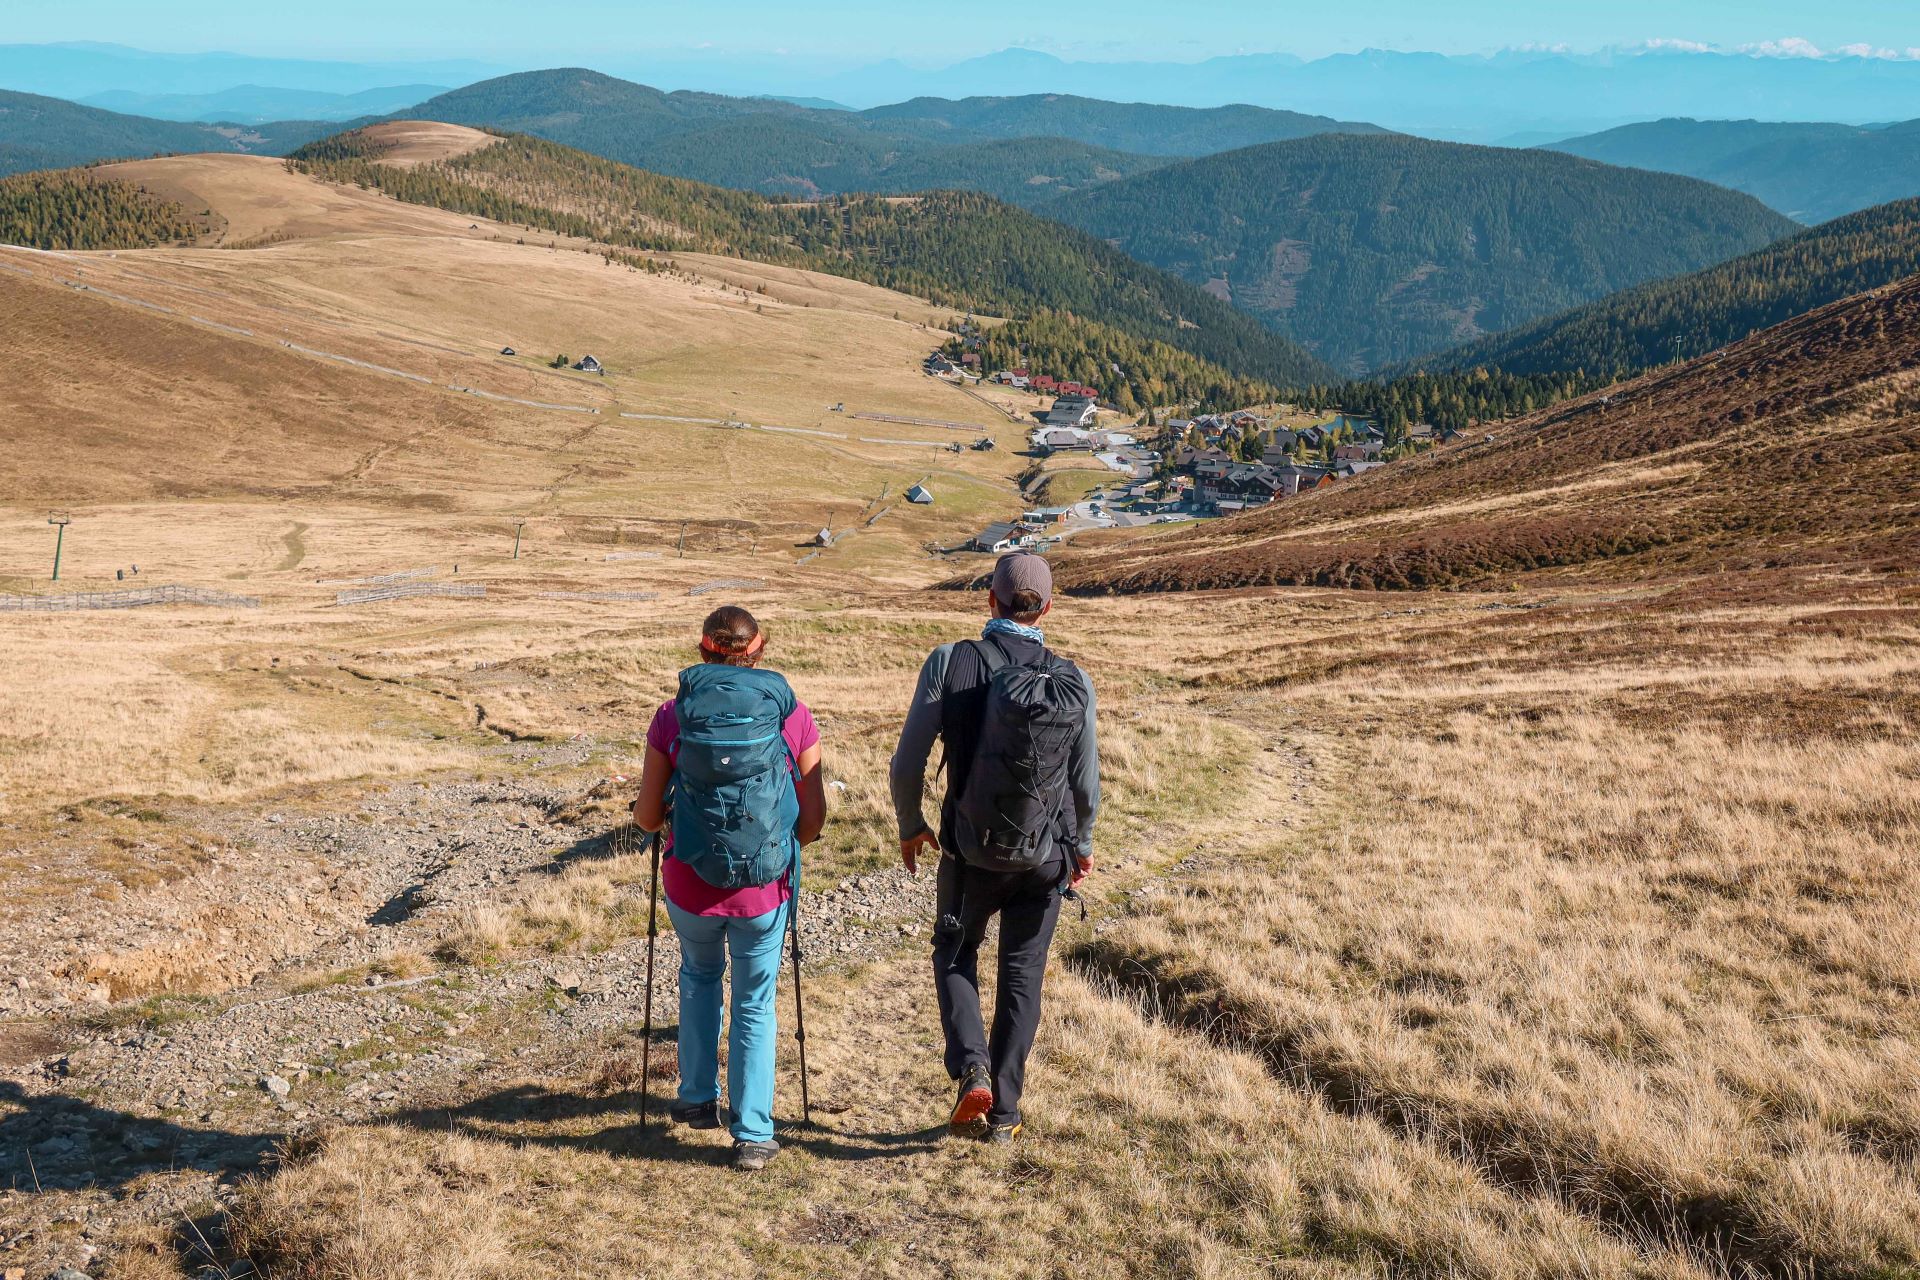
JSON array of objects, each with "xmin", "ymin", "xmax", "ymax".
[{"xmin": 932, "ymin": 851, "xmax": 1063, "ymax": 1127}]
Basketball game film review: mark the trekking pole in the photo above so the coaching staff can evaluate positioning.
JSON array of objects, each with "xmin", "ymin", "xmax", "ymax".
[
  {"xmin": 640, "ymin": 829, "xmax": 662, "ymax": 1130},
  {"xmin": 788, "ymin": 861, "xmax": 813, "ymax": 1124}
]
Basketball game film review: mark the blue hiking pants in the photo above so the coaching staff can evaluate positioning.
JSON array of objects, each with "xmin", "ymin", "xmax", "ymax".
[{"xmin": 665, "ymin": 898, "xmax": 789, "ymax": 1143}]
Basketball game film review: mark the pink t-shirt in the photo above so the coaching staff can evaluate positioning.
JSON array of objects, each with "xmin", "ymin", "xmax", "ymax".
[{"xmin": 646, "ymin": 697, "xmax": 820, "ymax": 917}]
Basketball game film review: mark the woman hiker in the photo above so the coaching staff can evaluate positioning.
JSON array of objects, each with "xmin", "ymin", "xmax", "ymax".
[{"xmin": 631, "ymin": 606, "xmax": 827, "ymax": 1171}]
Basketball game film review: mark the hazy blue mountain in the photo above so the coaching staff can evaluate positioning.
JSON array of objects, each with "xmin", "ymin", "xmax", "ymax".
[
  {"xmin": 405, "ymin": 70, "xmax": 1304, "ymax": 206},
  {"xmin": 859, "ymin": 94, "xmax": 1385, "ymax": 156},
  {"xmin": 822, "ymin": 47, "xmax": 1920, "ymax": 140},
  {"xmin": 0, "ymin": 88, "xmax": 349, "ymax": 176},
  {"xmin": 0, "ymin": 42, "xmax": 496, "ymax": 99},
  {"xmin": 756, "ymin": 95, "xmax": 853, "ymax": 112},
  {"xmin": 1047, "ymin": 133, "xmax": 1800, "ymax": 372},
  {"xmin": 79, "ymin": 83, "xmax": 446, "ymax": 124},
  {"xmin": 1546, "ymin": 118, "xmax": 1920, "ymax": 224},
  {"xmin": 11, "ymin": 40, "xmax": 1920, "ymax": 143}
]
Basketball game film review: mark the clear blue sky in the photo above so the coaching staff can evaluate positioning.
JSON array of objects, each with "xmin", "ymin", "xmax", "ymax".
[{"xmin": 8, "ymin": 0, "xmax": 1916, "ymax": 64}]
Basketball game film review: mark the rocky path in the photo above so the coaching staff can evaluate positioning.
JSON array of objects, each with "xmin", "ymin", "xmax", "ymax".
[{"xmin": 0, "ymin": 739, "xmax": 936, "ymax": 1279}]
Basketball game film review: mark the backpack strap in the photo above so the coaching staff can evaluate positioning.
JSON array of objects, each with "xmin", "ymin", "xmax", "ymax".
[{"xmin": 969, "ymin": 636, "xmax": 1011, "ymax": 675}]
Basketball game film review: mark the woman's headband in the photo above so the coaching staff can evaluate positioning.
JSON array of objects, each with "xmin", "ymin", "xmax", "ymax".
[{"xmin": 700, "ymin": 631, "xmax": 765, "ymax": 657}]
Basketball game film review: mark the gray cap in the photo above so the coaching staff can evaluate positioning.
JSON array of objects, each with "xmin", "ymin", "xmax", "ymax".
[{"xmin": 991, "ymin": 551, "xmax": 1052, "ymax": 609}]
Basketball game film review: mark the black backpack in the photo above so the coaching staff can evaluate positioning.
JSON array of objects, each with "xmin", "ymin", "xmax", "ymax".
[{"xmin": 951, "ymin": 637, "xmax": 1088, "ymax": 872}]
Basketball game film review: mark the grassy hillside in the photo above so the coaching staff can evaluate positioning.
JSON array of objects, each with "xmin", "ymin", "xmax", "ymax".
[
  {"xmin": 1044, "ymin": 132, "xmax": 1800, "ymax": 373},
  {"xmin": 405, "ymin": 69, "xmax": 1213, "ymax": 208},
  {"xmin": 1548, "ymin": 117, "xmax": 1920, "ymax": 224},
  {"xmin": 290, "ymin": 126, "xmax": 1337, "ymax": 398},
  {"xmin": 857, "ymin": 93, "xmax": 1387, "ymax": 155},
  {"xmin": 1055, "ymin": 271, "xmax": 1920, "ymax": 594},
  {"xmin": 1413, "ymin": 196, "xmax": 1920, "ymax": 379},
  {"xmin": 0, "ymin": 87, "xmax": 342, "ymax": 176}
]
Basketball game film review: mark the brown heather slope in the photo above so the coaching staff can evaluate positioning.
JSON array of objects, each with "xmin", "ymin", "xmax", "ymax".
[{"xmin": 1056, "ymin": 276, "xmax": 1920, "ymax": 594}]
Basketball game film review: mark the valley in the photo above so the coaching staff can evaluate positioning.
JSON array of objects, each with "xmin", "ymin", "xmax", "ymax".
[{"xmin": 0, "ymin": 38, "xmax": 1916, "ymax": 1280}]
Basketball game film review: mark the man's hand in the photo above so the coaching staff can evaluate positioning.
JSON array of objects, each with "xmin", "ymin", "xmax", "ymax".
[
  {"xmin": 1071, "ymin": 854, "xmax": 1092, "ymax": 887},
  {"xmin": 901, "ymin": 831, "xmax": 939, "ymax": 874}
]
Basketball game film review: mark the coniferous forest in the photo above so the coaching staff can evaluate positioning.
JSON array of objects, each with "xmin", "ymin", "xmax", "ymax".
[
  {"xmin": 1044, "ymin": 132, "xmax": 1800, "ymax": 373},
  {"xmin": 1407, "ymin": 197, "xmax": 1920, "ymax": 381},
  {"xmin": 0, "ymin": 167, "xmax": 199, "ymax": 249}
]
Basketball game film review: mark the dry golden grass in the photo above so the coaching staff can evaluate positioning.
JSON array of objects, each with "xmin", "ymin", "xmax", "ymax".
[{"xmin": 1072, "ymin": 588, "xmax": 1920, "ymax": 1278}]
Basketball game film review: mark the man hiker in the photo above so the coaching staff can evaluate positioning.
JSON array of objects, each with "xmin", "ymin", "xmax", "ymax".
[{"xmin": 890, "ymin": 551, "xmax": 1099, "ymax": 1143}]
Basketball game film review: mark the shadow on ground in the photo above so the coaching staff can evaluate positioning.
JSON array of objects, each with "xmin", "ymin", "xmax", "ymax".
[
  {"xmin": 0, "ymin": 1080, "xmax": 278, "ymax": 1192},
  {"xmin": 385, "ymin": 1081, "xmax": 947, "ymax": 1165}
]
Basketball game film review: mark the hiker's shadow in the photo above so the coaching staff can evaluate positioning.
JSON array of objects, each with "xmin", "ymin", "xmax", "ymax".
[
  {"xmin": 540, "ymin": 823, "xmax": 648, "ymax": 876},
  {"xmin": 0, "ymin": 1079, "xmax": 277, "ymax": 1192},
  {"xmin": 386, "ymin": 1083, "xmax": 947, "ymax": 1165}
]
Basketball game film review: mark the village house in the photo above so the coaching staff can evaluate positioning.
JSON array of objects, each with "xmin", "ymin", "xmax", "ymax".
[
  {"xmin": 1031, "ymin": 426, "xmax": 1094, "ymax": 453},
  {"xmin": 1222, "ymin": 462, "xmax": 1286, "ymax": 503},
  {"xmin": 1175, "ymin": 444, "xmax": 1232, "ymax": 471},
  {"xmin": 969, "ymin": 521, "xmax": 1022, "ymax": 552},
  {"xmin": 574, "ymin": 354, "xmax": 604, "ymax": 374},
  {"xmin": 1044, "ymin": 394, "xmax": 1099, "ymax": 429},
  {"xmin": 1191, "ymin": 454, "xmax": 1233, "ymax": 487},
  {"xmin": 1271, "ymin": 463, "xmax": 1337, "ymax": 495},
  {"xmin": 1334, "ymin": 441, "xmax": 1384, "ymax": 462}
]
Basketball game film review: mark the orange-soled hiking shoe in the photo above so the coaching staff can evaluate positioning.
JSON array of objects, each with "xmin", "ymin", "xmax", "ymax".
[{"xmin": 949, "ymin": 1064, "xmax": 993, "ymax": 1135}]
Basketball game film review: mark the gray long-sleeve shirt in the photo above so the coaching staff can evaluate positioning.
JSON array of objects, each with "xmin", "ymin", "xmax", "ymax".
[{"xmin": 889, "ymin": 637, "xmax": 1100, "ymax": 864}]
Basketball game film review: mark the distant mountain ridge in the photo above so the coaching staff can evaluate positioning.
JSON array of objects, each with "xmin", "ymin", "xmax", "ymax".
[
  {"xmin": 0, "ymin": 88, "xmax": 343, "ymax": 177},
  {"xmin": 400, "ymin": 69, "xmax": 1380, "ymax": 207},
  {"xmin": 8, "ymin": 40, "xmax": 1920, "ymax": 143},
  {"xmin": 1045, "ymin": 132, "xmax": 1800, "ymax": 373},
  {"xmin": 822, "ymin": 46, "xmax": 1920, "ymax": 140},
  {"xmin": 1546, "ymin": 117, "xmax": 1920, "ymax": 224},
  {"xmin": 79, "ymin": 83, "xmax": 449, "ymax": 124},
  {"xmin": 0, "ymin": 41, "xmax": 496, "ymax": 99},
  {"xmin": 0, "ymin": 71, "xmax": 1361, "ymax": 203},
  {"xmin": 859, "ymin": 94, "xmax": 1387, "ymax": 155},
  {"xmin": 1406, "ymin": 196, "xmax": 1920, "ymax": 380}
]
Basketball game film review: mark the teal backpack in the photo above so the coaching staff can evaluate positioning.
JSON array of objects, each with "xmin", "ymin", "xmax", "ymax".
[{"xmin": 670, "ymin": 663, "xmax": 800, "ymax": 889}]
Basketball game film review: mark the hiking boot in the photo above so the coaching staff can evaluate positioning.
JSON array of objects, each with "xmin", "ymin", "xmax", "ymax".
[
  {"xmin": 670, "ymin": 1099, "xmax": 720, "ymax": 1130},
  {"xmin": 949, "ymin": 1064, "xmax": 993, "ymax": 1135},
  {"xmin": 733, "ymin": 1139, "xmax": 780, "ymax": 1171},
  {"xmin": 982, "ymin": 1121, "xmax": 1022, "ymax": 1145}
]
